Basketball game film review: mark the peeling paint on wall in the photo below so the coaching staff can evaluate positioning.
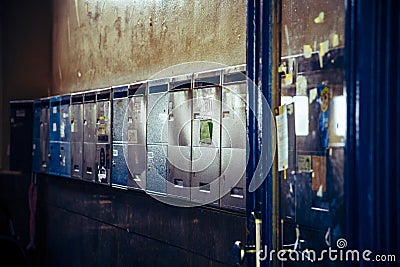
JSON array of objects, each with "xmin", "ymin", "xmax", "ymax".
[{"xmin": 52, "ymin": 0, "xmax": 246, "ymax": 94}]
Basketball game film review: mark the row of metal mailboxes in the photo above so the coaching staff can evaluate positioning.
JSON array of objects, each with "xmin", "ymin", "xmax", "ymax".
[{"xmin": 32, "ymin": 65, "xmax": 248, "ymax": 210}]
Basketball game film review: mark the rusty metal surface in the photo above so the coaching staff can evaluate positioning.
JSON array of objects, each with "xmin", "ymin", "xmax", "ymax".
[{"xmin": 52, "ymin": 0, "xmax": 246, "ymax": 94}]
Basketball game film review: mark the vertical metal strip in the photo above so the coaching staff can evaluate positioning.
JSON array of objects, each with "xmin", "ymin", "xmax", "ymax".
[
  {"xmin": 271, "ymin": 0, "xmax": 282, "ymax": 253},
  {"xmin": 246, "ymin": 1, "xmax": 257, "ymax": 266},
  {"xmin": 246, "ymin": 0, "xmax": 275, "ymax": 265},
  {"xmin": 259, "ymin": 1, "xmax": 273, "ymax": 266},
  {"xmin": 344, "ymin": 0, "xmax": 358, "ymax": 249}
]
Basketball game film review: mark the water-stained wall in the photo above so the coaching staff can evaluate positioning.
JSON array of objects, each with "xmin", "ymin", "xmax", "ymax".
[{"xmin": 53, "ymin": 0, "xmax": 246, "ymax": 94}]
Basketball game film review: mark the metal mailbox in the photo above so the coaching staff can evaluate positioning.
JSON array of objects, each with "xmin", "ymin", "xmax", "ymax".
[
  {"xmin": 111, "ymin": 85, "xmax": 129, "ymax": 188},
  {"xmin": 112, "ymin": 144, "xmax": 128, "ymax": 188},
  {"xmin": 60, "ymin": 95, "xmax": 71, "ymax": 142},
  {"xmin": 48, "ymin": 96, "xmax": 60, "ymax": 175},
  {"xmin": 191, "ymin": 70, "xmax": 222, "ymax": 206},
  {"xmin": 95, "ymin": 89, "xmax": 111, "ymax": 184},
  {"xmin": 70, "ymin": 94, "xmax": 84, "ymax": 179},
  {"xmin": 48, "ymin": 142, "xmax": 60, "ymax": 175},
  {"xmin": 127, "ymin": 82, "xmax": 147, "ymax": 190},
  {"xmin": 59, "ymin": 95, "xmax": 71, "ymax": 177},
  {"xmin": 39, "ymin": 98, "xmax": 50, "ymax": 173},
  {"xmin": 32, "ymin": 99, "xmax": 41, "ymax": 173},
  {"xmin": 82, "ymin": 92, "xmax": 97, "ymax": 182},
  {"xmin": 146, "ymin": 79, "xmax": 169, "ymax": 194},
  {"xmin": 49, "ymin": 96, "xmax": 60, "ymax": 142},
  {"xmin": 220, "ymin": 65, "xmax": 247, "ymax": 210},
  {"xmin": 33, "ymin": 99, "xmax": 41, "ymax": 140},
  {"xmin": 167, "ymin": 75, "xmax": 192, "ymax": 200}
]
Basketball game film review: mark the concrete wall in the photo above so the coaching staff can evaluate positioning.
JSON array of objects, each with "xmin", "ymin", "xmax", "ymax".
[{"xmin": 52, "ymin": 0, "xmax": 246, "ymax": 94}]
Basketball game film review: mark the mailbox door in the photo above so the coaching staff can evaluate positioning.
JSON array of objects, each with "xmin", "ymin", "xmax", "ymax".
[
  {"xmin": 83, "ymin": 102, "xmax": 96, "ymax": 143},
  {"xmin": 191, "ymin": 86, "xmax": 221, "ymax": 206},
  {"xmin": 60, "ymin": 102, "xmax": 71, "ymax": 142},
  {"xmin": 48, "ymin": 141, "xmax": 60, "ymax": 175},
  {"xmin": 220, "ymin": 82, "xmax": 247, "ymax": 210},
  {"xmin": 113, "ymin": 98, "xmax": 128, "ymax": 142},
  {"xmin": 96, "ymin": 143, "xmax": 111, "ymax": 185},
  {"xmin": 71, "ymin": 141, "xmax": 83, "ymax": 179},
  {"xmin": 82, "ymin": 142, "xmax": 96, "ymax": 182},
  {"xmin": 59, "ymin": 142, "xmax": 71, "ymax": 177},
  {"xmin": 127, "ymin": 144, "xmax": 147, "ymax": 190},
  {"xmin": 71, "ymin": 104, "xmax": 83, "ymax": 143},
  {"xmin": 111, "ymin": 144, "xmax": 129, "ymax": 187},
  {"xmin": 167, "ymin": 90, "xmax": 192, "ymax": 200},
  {"xmin": 40, "ymin": 105, "xmax": 49, "ymax": 173},
  {"xmin": 146, "ymin": 144, "xmax": 167, "ymax": 194}
]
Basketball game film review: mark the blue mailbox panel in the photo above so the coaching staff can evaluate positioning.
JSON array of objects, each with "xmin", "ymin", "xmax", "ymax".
[
  {"xmin": 49, "ymin": 97, "xmax": 60, "ymax": 142},
  {"xmin": 48, "ymin": 141, "xmax": 60, "ymax": 175},
  {"xmin": 59, "ymin": 95, "xmax": 71, "ymax": 177},
  {"xmin": 112, "ymin": 144, "xmax": 129, "ymax": 188},
  {"xmin": 49, "ymin": 96, "xmax": 61, "ymax": 175},
  {"xmin": 33, "ymin": 100, "xmax": 41, "ymax": 140},
  {"xmin": 60, "ymin": 95, "xmax": 71, "ymax": 142},
  {"xmin": 32, "ymin": 100, "xmax": 41, "ymax": 173},
  {"xmin": 59, "ymin": 142, "xmax": 71, "ymax": 177},
  {"xmin": 39, "ymin": 98, "xmax": 50, "ymax": 173}
]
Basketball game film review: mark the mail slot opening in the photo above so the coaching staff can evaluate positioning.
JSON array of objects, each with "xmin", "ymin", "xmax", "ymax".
[
  {"xmin": 74, "ymin": 165, "xmax": 80, "ymax": 172},
  {"xmin": 86, "ymin": 167, "xmax": 93, "ymax": 174},
  {"xmin": 199, "ymin": 182, "xmax": 211, "ymax": 193},
  {"xmin": 230, "ymin": 187, "xmax": 244, "ymax": 198},
  {"xmin": 174, "ymin": 179, "xmax": 184, "ymax": 187},
  {"xmin": 133, "ymin": 174, "xmax": 141, "ymax": 182},
  {"xmin": 223, "ymin": 111, "xmax": 230, "ymax": 118}
]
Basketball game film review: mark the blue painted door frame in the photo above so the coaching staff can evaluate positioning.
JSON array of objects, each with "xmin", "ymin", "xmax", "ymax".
[
  {"xmin": 345, "ymin": 0, "xmax": 400, "ymax": 263},
  {"xmin": 246, "ymin": 0, "xmax": 274, "ymax": 266}
]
